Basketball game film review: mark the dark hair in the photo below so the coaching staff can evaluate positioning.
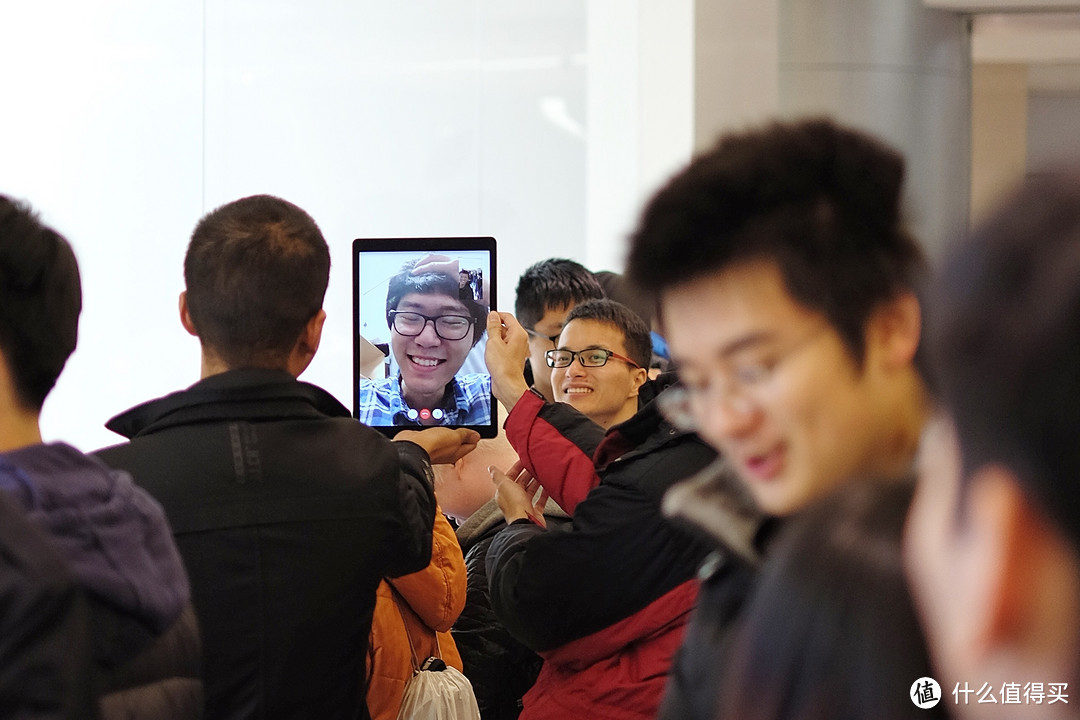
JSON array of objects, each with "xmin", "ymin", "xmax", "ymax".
[
  {"xmin": 514, "ymin": 258, "xmax": 604, "ymax": 330},
  {"xmin": 720, "ymin": 480, "xmax": 943, "ymax": 720},
  {"xmin": 184, "ymin": 194, "xmax": 330, "ymax": 368},
  {"xmin": 627, "ymin": 118, "xmax": 926, "ymax": 364},
  {"xmin": 385, "ymin": 258, "xmax": 486, "ymax": 345},
  {"xmin": 592, "ymin": 270, "xmax": 654, "ymax": 328},
  {"xmin": 563, "ymin": 299, "xmax": 651, "ymax": 370},
  {"xmin": 0, "ymin": 196, "xmax": 82, "ymax": 411},
  {"xmin": 926, "ymin": 170, "xmax": 1080, "ymax": 553}
]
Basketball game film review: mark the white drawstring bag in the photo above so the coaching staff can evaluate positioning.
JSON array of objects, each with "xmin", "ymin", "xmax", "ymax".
[
  {"xmin": 394, "ymin": 595, "xmax": 481, "ymax": 720},
  {"xmin": 396, "ymin": 656, "xmax": 481, "ymax": 720}
]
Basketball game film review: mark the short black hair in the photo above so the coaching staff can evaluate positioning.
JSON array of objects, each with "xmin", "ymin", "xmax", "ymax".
[
  {"xmin": 627, "ymin": 118, "xmax": 926, "ymax": 363},
  {"xmin": 514, "ymin": 258, "xmax": 604, "ymax": 330},
  {"xmin": 0, "ymin": 196, "xmax": 82, "ymax": 411},
  {"xmin": 184, "ymin": 194, "xmax": 330, "ymax": 368},
  {"xmin": 927, "ymin": 170, "xmax": 1080, "ymax": 552},
  {"xmin": 563, "ymin": 299, "xmax": 651, "ymax": 370},
  {"xmin": 385, "ymin": 258, "xmax": 486, "ymax": 345}
]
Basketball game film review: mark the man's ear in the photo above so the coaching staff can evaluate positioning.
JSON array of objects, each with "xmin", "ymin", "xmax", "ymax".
[
  {"xmin": 868, "ymin": 291, "xmax": 921, "ymax": 370},
  {"xmin": 628, "ymin": 366, "xmax": 648, "ymax": 397},
  {"xmin": 179, "ymin": 291, "xmax": 199, "ymax": 337},
  {"xmin": 287, "ymin": 309, "xmax": 326, "ymax": 377},
  {"xmin": 972, "ymin": 468, "xmax": 1080, "ymax": 660},
  {"xmin": 959, "ymin": 464, "xmax": 1080, "ymax": 660}
]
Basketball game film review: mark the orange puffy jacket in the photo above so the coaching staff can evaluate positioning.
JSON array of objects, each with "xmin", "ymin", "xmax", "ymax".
[{"xmin": 366, "ymin": 508, "xmax": 467, "ymax": 720}]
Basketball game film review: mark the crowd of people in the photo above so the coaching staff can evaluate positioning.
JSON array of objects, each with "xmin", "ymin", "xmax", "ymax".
[{"xmin": 2, "ymin": 115, "xmax": 1079, "ymax": 720}]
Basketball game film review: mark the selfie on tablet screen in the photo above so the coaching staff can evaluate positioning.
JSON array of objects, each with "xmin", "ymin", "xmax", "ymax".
[{"xmin": 353, "ymin": 237, "xmax": 497, "ymax": 437}]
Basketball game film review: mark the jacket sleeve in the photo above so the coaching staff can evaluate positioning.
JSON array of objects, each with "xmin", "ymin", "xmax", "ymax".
[
  {"xmin": 486, "ymin": 438, "xmax": 717, "ymax": 652},
  {"xmin": 380, "ymin": 440, "xmax": 438, "ymax": 579},
  {"xmin": 504, "ymin": 391, "xmax": 606, "ymax": 514},
  {"xmin": 388, "ymin": 508, "xmax": 467, "ymax": 632}
]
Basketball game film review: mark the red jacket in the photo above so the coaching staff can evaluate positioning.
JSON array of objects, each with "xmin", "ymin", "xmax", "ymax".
[{"xmin": 487, "ymin": 389, "xmax": 716, "ymax": 719}]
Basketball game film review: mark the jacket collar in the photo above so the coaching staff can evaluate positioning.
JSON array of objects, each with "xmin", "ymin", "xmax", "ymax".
[
  {"xmin": 594, "ymin": 385, "xmax": 694, "ymax": 471},
  {"xmin": 661, "ymin": 458, "xmax": 775, "ymax": 569},
  {"xmin": 105, "ymin": 368, "xmax": 352, "ymax": 439}
]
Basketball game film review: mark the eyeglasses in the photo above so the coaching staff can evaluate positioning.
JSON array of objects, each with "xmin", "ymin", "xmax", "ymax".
[
  {"xmin": 389, "ymin": 310, "xmax": 474, "ymax": 341},
  {"xmin": 545, "ymin": 347, "xmax": 642, "ymax": 369},
  {"xmin": 657, "ymin": 325, "xmax": 827, "ymax": 431},
  {"xmin": 524, "ymin": 327, "xmax": 560, "ymax": 348}
]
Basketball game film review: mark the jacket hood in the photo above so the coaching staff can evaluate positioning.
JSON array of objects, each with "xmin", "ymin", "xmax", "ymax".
[
  {"xmin": 661, "ymin": 457, "xmax": 772, "ymax": 568},
  {"xmin": 0, "ymin": 442, "xmax": 189, "ymax": 632},
  {"xmin": 456, "ymin": 496, "xmax": 569, "ymax": 549}
]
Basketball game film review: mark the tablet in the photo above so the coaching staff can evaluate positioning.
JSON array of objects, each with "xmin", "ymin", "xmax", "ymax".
[{"xmin": 353, "ymin": 237, "xmax": 497, "ymax": 438}]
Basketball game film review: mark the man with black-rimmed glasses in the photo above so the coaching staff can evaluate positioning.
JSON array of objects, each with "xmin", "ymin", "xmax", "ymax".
[
  {"xmin": 358, "ymin": 256, "xmax": 491, "ymax": 427},
  {"xmin": 478, "ymin": 298, "xmax": 737, "ymax": 720}
]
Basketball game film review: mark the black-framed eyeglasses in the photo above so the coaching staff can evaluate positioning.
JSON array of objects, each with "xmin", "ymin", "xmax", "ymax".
[
  {"xmin": 545, "ymin": 347, "xmax": 642, "ymax": 369},
  {"xmin": 389, "ymin": 310, "xmax": 475, "ymax": 341},
  {"xmin": 524, "ymin": 327, "xmax": 560, "ymax": 348}
]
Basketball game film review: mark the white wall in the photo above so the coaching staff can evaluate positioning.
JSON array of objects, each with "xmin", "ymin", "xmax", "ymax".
[{"xmin": 0, "ymin": 1, "xmax": 694, "ymax": 450}]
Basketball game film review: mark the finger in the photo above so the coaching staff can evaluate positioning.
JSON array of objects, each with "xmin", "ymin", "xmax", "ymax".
[
  {"xmin": 486, "ymin": 312, "xmax": 505, "ymax": 341},
  {"xmin": 506, "ymin": 460, "xmax": 524, "ymax": 478},
  {"xmin": 534, "ymin": 488, "xmax": 549, "ymax": 512},
  {"xmin": 488, "ymin": 465, "xmax": 510, "ymax": 485}
]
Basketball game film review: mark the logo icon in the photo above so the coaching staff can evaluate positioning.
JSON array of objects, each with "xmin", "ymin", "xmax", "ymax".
[{"xmin": 911, "ymin": 677, "xmax": 942, "ymax": 709}]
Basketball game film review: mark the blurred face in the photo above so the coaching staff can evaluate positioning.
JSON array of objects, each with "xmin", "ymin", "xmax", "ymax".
[
  {"xmin": 660, "ymin": 260, "xmax": 897, "ymax": 516},
  {"xmin": 526, "ymin": 304, "xmax": 572, "ymax": 402},
  {"xmin": 552, "ymin": 318, "xmax": 646, "ymax": 429},
  {"xmin": 391, "ymin": 292, "xmax": 474, "ymax": 407}
]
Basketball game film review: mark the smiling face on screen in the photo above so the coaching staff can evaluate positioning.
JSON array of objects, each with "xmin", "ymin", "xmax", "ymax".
[{"xmin": 391, "ymin": 291, "xmax": 475, "ymax": 409}]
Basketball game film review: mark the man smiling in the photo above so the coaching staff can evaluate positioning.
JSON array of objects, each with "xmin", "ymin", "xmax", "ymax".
[
  {"xmin": 358, "ymin": 258, "xmax": 490, "ymax": 426},
  {"xmin": 481, "ymin": 299, "xmax": 717, "ymax": 719},
  {"xmin": 547, "ymin": 303, "xmax": 648, "ymax": 430},
  {"xmin": 626, "ymin": 117, "xmax": 931, "ymax": 720}
]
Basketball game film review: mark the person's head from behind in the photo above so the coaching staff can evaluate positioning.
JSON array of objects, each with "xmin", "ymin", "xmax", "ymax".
[
  {"xmin": 906, "ymin": 171, "xmax": 1080, "ymax": 710},
  {"xmin": 434, "ymin": 412, "xmax": 519, "ymax": 523},
  {"xmin": 627, "ymin": 118, "xmax": 928, "ymax": 516},
  {"xmin": 385, "ymin": 258, "xmax": 486, "ymax": 410},
  {"xmin": 548, "ymin": 299, "xmax": 649, "ymax": 430},
  {"xmin": 0, "ymin": 196, "xmax": 81, "ymax": 427},
  {"xmin": 721, "ymin": 480, "xmax": 943, "ymax": 720},
  {"xmin": 182, "ymin": 194, "xmax": 329, "ymax": 377},
  {"xmin": 515, "ymin": 258, "xmax": 604, "ymax": 402}
]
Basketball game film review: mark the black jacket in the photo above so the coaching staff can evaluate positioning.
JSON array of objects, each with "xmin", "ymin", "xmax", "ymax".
[
  {"xmin": 452, "ymin": 498, "xmax": 569, "ymax": 720},
  {"xmin": 655, "ymin": 460, "xmax": 775, "ymax": 720},
  {"xmin": 484, "ymin": 388, "xmax": 718, "ymax": 719},
  {"xmin": 96, "ymin": 369, "xmax": 437, "ymax": 720}
]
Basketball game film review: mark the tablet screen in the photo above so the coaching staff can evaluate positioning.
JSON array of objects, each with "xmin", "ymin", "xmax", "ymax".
[{"xmin": 353, "ymin": 237, "xmax": 497, "ymax": 438}]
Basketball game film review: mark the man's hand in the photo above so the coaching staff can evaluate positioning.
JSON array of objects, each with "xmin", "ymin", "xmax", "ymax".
[
  {"xmin": 490, "ymin": 461, "xmax": 548, "ymax": 526},
  {"xmin": 394, "ymin": 427, "xmax": 480, "ymax": 465},
  {"xmin": 410, "ymin": 253, "xmax": 459, "ymax": 278},
  {"xmin": 485, "ymin": 311, "xmax": 532, "ymax": 411}
]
